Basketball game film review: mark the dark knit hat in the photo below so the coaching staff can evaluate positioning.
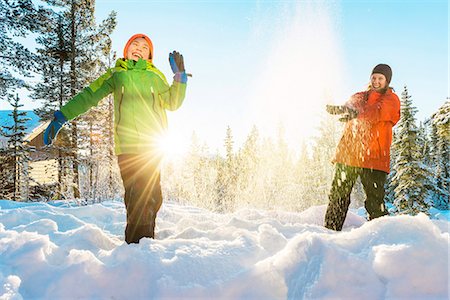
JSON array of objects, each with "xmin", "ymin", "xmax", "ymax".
[{"xmin": 372, "ymin": 64, "xmax": 392, "ymax": 84}]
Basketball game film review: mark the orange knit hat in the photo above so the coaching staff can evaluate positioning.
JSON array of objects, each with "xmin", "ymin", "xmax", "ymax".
[{"xmin": 123, "ymin": 33, "xmax": 154, "ymax": 61}]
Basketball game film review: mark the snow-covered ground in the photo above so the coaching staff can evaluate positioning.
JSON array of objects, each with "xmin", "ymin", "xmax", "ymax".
[{"xmin": 0, "ymin": 199, "xmax": 448, "ymax": 300}]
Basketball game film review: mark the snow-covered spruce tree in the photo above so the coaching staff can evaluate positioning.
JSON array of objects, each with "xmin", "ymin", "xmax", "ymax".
[
  {"xmin": 0, "ymin": 95, "xmax": 32, "ymax": 201},
  {"xmin": 161, "ymin": 133, "xmax": 190, "ymax": 205},
  {"xmin": 0, "ymin": 148, "xmax": 11, "ymax": 197},
  {"xmin": 32, "ymin": 13, "xmax": 72, "ymax": 199},
  {"xmin": 215, "ymin": 126, "xmax": 237, "ymax": 212},
  {"xmin": 0, "ymin": 0, "xmax": 42, "ymax": 105},
  {"xmin": 88, "ymin": 86, "xmax": 123, "ymax": 202},
  {"xmin": 236, "ymin": 125, "xmax": 261, "ymax": 209},
  {"xmin": 0, "ymin": 2, "xmax": 40, "ymax": 199},
  {"xmin": 105, "ymin": 91, "xmax": 122, "ymax": 200},
  {"xmin": 0, "ymin": 148, "xmax": 14, "ymax": 200},
  {"xmin": 252, "ymin": 136, "xmax": 276, "ymax": 209},
  {"xmin": 293, "ymin": 140, "xmax": 315, "ymax": 211},
  {"xmin": 418, "ymin": 121, "xmax": 433, "ymax": 167},
  {"xmin": 32, "ymin": 1, "xmax": 116, "ymax": 199},
  {"xmin": 430, "ymin": 99, "xmax": 450, "ymax": 210},
  {"xmin": 415, "ymin": 120, "xmax": 434, "ymax": 194},
  {"xmin": 66, "ymin": 1, "xmax": 116, "ymax": 200},
  {"xmin": 78, "ymin": 109, "xmax": 111, "ymax": 202},
  {"xmin": 310, "ymin": 113, "xmax": 344, "ymax": 206},
  {"xmin": 77, "ymin": 47, "xmax": 117, "ymax": 202},
  {"xmin": 197, "ymin": 146, "xmax": 217, "ymax": 210},
  {"xmin": 104, "ymin": 51, "xmax": 122, "ymax": 200},
  {"xmin": 77, "ymin": 51, "xmax": 121, "ymax": 202},
  {"xmin": 160, "ymin": 131, "xmax": 218, "ymax": 210},
  {"xmin": 391, "ymin": 86, "xmax": 431, "ymax": 215},
  {"xmin": 189, "ymin": 133, "xmax": 207, "ymax": 204},
  {"xmin": 385, "ymin": 129, "xmax": 399, "ymax": 205},
  {"xmin": 271, "ymin": 124, "xmax": 297, "ymax": 210}
]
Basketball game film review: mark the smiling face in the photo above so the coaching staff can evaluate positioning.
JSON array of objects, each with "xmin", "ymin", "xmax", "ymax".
[
  {"xmin": 126, "ymin": 37, "xmax": 151, "ymax": 61},
  {"xmin": 371, "ymin": 73, "xmax": 388, "ymax": 92}
]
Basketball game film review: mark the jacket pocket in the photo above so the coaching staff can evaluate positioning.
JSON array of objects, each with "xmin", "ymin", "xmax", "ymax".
[{"xmin": 367, "ymin": 138, "xmax": 382, "ymax": 160}]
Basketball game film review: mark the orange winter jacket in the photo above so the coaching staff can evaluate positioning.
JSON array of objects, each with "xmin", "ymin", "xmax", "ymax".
[{"xmin": 333, "ymin": 88, "xmax": 400, "ymax": 173}]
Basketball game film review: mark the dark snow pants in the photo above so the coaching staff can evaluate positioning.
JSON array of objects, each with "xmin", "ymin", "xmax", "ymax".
[
  {"xmin": 118, "ymin": 154, "xmax": 163, "ymax": 244},
  {"xmin": 324, "ymin": 163, "xmax": 388, "ymax": 231}
]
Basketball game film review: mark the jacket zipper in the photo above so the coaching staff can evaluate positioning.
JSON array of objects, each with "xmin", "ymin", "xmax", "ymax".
[
  {"xmin": 115, "ymin": 86, "xmax": 124, "ymax": 134},
  {"xmin": 151, "ymin": 86, "xmax": 164, "ymax": 126}
]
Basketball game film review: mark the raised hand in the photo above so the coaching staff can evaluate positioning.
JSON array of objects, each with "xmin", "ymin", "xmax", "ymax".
[{"xmin": 169, "ymin": 51, "xmax": 188, "ymax": 83}]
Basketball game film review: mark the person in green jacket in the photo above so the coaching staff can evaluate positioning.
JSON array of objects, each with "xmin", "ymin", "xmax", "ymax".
[{"xmin": 43, "ymin": 33, "xmax": 188, "ymax": 243}]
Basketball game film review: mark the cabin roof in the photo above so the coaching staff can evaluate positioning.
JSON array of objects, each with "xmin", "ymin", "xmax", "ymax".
[{"xmin": 25, "ymin": 121, "xmax": 49, "ymax": 143}]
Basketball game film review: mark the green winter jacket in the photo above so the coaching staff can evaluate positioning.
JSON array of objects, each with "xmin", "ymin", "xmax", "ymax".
[{"xmin": 60, "ymin": 58, "xmax": 186, "ymax": 155}]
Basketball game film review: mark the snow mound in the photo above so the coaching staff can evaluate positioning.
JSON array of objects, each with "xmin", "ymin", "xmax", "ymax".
[{"xmin": 0, "ymin": 200, "xmax": 448, "ymax": 299}]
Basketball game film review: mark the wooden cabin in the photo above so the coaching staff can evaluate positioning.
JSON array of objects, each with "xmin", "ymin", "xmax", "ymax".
[{"xmin": 24, "ymin": 121, "xmax": 71, "ymax": 187}]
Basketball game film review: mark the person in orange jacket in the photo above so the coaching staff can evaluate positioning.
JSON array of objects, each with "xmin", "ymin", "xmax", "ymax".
[{"xmin": 324, "ymin": 64, "xmax": 400, "ymax": 231}]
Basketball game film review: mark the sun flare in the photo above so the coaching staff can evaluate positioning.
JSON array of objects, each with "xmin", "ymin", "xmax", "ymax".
[{"xmin": 156, "ymin": 129, "xmax": 189, "ymax": 160}]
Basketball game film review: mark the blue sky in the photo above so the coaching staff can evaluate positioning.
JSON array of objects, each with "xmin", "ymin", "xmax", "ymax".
[
  {"xmin": 94, "ymin": 0, "xmax": 448, "ymax": 152},
  {"xmin": 3, "ymin": 0, "xmax": 448, "ymax": 153}
]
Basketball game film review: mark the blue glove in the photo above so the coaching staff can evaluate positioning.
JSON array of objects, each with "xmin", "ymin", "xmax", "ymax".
[
  {"xmin": 43, "ymin": 110, "xmax": 67, "ymax": 145},
  {"xmin": 169, "ymin": 51, "xmax": 188, "ymax": 83}
]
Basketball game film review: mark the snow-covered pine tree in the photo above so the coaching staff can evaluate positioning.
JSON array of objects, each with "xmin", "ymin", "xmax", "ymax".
[
  {"xmin": 0, "ymin": 147, "xmax": 15, "ymax": 201},
  {"xmin": 310, "ymin": 112, "xmax": 343, "ymax": 206},
  {"xmin": 0, "ymin": 95, "xmax": 32, "ymax": 201},
  {"xmin": 391, "ymin": 86, "xmax": 431, "ymax": 215},
  {"xmin": 32, "ymin": 1, "xmax": 116, "ymax": 199},
  {"xmin": 77, "ymin": 46, "xmax": 117, "ymax": 202},
  {"xmin": 162, "ymin": 133, "xmax": 189, "ymax": 205},
  {"xmin": 106, "ymin": 90, "xmax": 120, "ymax": 199},
  {"xmin": 185, "ymin": 132, "xmax": 216, "ymax": 209},
  {"xmin": 236, "ymin": 125, "xmax": 261, "ymax": 208},
  {"xmin": 293, "ymin": 140, "xmax": 315, "ymax": 211},
  {"xmin": 32, "ymin": 14, "xmax": 72, "ymax": 199},
  {"xmin": 0, "ymin": 0, "xmax": 41, "ymax": 104},
  {"xmin": 184, "ymin": 132, "xmax": 203, "ymax": 204},
  {"xmin": 0, "ymin": 1, "xmax": 40, "ymax": 199},
  {"xmin": 272, "ymin": 124, "xmax": 297, "ymax": 210},
  {"xmin": 417, "ymin": 121, "xmax": 433, "ymax": 166},
  {"xmin": 416, "ymin": 120, "xmax": 434, "ymax": 195},
  {"xmin": 0, "ymin": 148, "xmax": 11, "ymax": 197},
  {"xmin": 66, "ymin": 1, "xmax": 116, "ymax": 200},
  {"xmin": 215, "ymin": 126, "xmax": 237, "ymax": 212},
  {"xmin": 105, "ymin": 51, "xmax": 121, "ymax": 200},
  {"xmin": 430, "ymin": 99, "xmax": 450, "ymax": 210},
  {"xmin": 385, "ymin": 129, "xmax": 399, "ymax": 205},
  {"xmin": 76, "ymin": 50, "xmax": 121, "ymax": 202}
]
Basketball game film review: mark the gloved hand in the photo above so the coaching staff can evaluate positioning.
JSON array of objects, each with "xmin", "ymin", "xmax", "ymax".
[
  {"xmin": 338, "ymin": 108, "xmax": 359, "ymax": 122},
  {"xmin": 326, "ymin": 104, "xmax": 346, "ymax": 115},
  {"xmin": 43, "ymin": 110, "xmax": 67, "ymax": 145},
  {"xmin": 326, "ymin": 105, "xmax": 358, "ymax": 122},
  {"xmin": 169, "ymin": 51, "xmax": 188, "ymax": 83}
]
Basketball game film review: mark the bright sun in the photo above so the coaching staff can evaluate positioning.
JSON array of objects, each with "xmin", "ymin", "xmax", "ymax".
[{"xmin": 156, "ymin": 129, "xmax": 189, "ymax": 160}]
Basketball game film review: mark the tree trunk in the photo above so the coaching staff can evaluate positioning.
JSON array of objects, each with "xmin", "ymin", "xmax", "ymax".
[{"xmin": 70, "ymin": 0, "xmax": 80, "ymax": 199}]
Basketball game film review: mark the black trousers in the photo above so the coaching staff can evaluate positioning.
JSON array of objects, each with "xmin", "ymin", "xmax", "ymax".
[
  {"xmin": 324, "ymin": 163, "xmax": 388, "ymax": 231},
  {"xmin": 118, "ymin": 154, "xmax": 162, "ymax": 244}
]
